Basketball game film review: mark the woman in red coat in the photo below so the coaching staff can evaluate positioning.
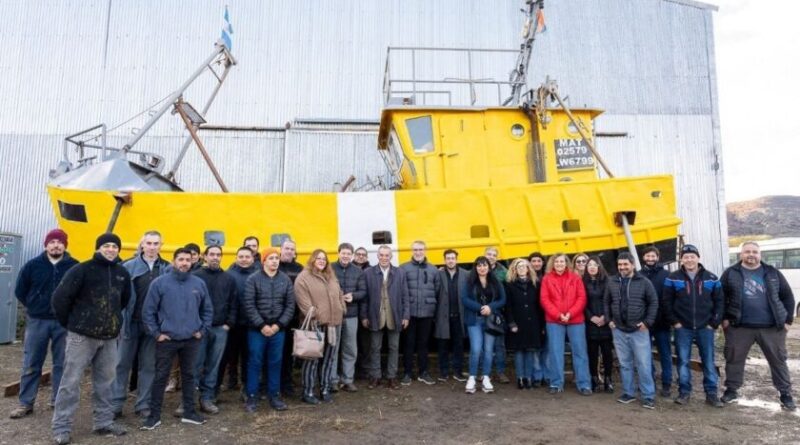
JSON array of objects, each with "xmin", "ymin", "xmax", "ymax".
[{"xmin": 540, "ymin": 253, "xmax": 592, "ymax": 395}]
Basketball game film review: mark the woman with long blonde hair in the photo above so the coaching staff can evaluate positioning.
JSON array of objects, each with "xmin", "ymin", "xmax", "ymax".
[
  {"xmin": 572, "ymin": 253, "xmax": 589, "ymax": 277},
  {"xmin": 293, "ymin": 249, "xmax": 344, "ymax": 404},
  {"xmin": 504, "ymin": 259, "xmax": 544, "ymax": 389}
]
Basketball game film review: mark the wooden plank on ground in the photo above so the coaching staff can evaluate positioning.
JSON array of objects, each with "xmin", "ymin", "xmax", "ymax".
[{"xmin": 3, "ymin": 370, "xmax": 51, "ymax": 397}]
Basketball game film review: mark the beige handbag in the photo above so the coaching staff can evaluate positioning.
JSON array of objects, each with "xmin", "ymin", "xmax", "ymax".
[{"xmin": 292, "ymin": 307, "xmax": 325, "ymax": 359}]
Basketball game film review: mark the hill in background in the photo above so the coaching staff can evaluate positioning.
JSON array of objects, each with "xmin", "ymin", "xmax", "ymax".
[{"xmin": 727, "ymin": 196, "xmax": 800, "ymax": 241}]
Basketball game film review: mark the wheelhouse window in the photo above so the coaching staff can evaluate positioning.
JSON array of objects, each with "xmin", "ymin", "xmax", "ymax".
[{"xmin": 406, "ymin": 115, "xmax": 434, "ymax": 154}]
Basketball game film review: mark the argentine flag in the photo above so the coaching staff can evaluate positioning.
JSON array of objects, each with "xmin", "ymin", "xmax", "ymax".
[{"xmin": 221, "ymin": 6, "xmax": 233, "ymax": 50}]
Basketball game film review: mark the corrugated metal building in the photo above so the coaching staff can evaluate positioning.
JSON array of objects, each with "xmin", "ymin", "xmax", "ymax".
[{"xmin": 0, "ymin": 0, "xmax": 727, "ymax": 272}]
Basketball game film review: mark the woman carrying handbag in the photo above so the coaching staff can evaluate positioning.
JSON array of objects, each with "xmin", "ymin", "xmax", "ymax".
[{"xmin": 294, "ymin": 249, "xmax": 345, "ymax": 404}]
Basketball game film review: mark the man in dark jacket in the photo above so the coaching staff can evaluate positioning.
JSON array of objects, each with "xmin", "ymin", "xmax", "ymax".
[
  {"xmin": 141, "ymin": 247, "xmax": 213, "ymax": 430},
  {"xmin": 10, "ymin": 229, "xmax": 78, "ymax": 419},
  {"xmin": 640, "ymin": 246, "xmax": 672, "ymax": 397},
  {"xmin": 243, "ymin": 236, "xmax": 261, "ymax": 264},
  {"xmin": 353, "ymin": 246, "xmax": 372, "ymax": 380},
  {"xmin": 112, "ymin": 230, "xmax": 170, "ymax": 420},
  {"xmin": 242, "ymin": 247, "xmax": 295, "ymax": 412},
  {"xmin": 217, "ymin": 247, "xmax": 258, "ymax": 392},
  {"xmin": 361, "ymin": 245, "xmax": 410, "ymax": 390},
  {"xmin": 51, "ymin": 233, "xmax": 131, "ymax": 444},
  {"xmin": 192, "ymin": 245, "xmax": 237, "ymax": 414},
  {"xmin": 399, "ymin": 240, "xmax": 441, "ymax": 385},
  {"xmin": 434, "ymin": 249, "xmax": 468, "ymax": 382},
  {"xmin": 278, "ymin": 238, "xmax": 303, "ymax": 396},
  {"xmin": 331, "ymin": 242, "xmax": 366, "ymax": 392},
  {"xmin": 604, "ymin": 252, "xmax": 658, "ymax": 410},
  {"xmin": 663, "ymin": 244, "xmax": 724, "ymax": 407},
  {"xmin": 720, "ymin": 241, "xmax": 796, "ymax": 411}
]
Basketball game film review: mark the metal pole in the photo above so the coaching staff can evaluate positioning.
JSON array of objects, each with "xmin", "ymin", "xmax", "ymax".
[
  {"xmin": 121, "ymin": 45, "xmax": 225, "ymax": 153},
  {"xmin": 166, "ymin": 61, "xmax": 233, "ymax": 180},
  {"xmin": 411, "ymin": 48, "xmax": 417, "ymax": 104},
  {"xmin": 620, "ymin": 214, "xmax": 642, "ymax": 270},
  {"xmin": 174, "ymin": 99, "xmax": 229, "ymax": 192}
]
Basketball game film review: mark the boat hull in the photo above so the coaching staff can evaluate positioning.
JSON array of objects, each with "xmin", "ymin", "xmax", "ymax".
[{"xmin": 47, "ymin": 174, "xmax": 681, "ymax": 266}]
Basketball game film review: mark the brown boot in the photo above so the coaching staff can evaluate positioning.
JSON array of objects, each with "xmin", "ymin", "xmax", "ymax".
[{"xmin": 9, "ymin": 405, "xmax": 33, "ymax": 419}]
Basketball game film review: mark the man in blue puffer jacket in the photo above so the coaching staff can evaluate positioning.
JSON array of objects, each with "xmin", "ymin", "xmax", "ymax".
[
  {"xmin": 662, "ymin": 244, "xmax": 724, "ymax": 408},
  {"xmin": 399, "ymin": 240, "xmax": 441, "ymax": 386},
  {"xmin": 10, "ymin": 229, "xmax": 78, "ymax": 419}
]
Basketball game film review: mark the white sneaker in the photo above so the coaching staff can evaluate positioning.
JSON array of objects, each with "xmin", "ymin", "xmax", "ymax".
[
  {"xmin": 465, "ymin": 376, "xmax": 477, "ymax": 394},
  {"xmin": 482, "ymin": 375, "xmax": 494, "ymax": 393}
]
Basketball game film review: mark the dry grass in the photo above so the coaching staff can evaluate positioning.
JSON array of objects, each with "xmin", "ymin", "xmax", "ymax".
[{"xmin": 237, "ymin": 410, "xmax": 364, "ymax": 443}]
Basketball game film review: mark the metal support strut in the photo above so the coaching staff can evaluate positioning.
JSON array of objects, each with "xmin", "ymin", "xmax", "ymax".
[
  {"xmin": 174, "ymin": 98, "xmax": 229, "ymax": 193},
  {"xmin": 616, "ymin": 211, "xmax": 642, "ymax": 270}
]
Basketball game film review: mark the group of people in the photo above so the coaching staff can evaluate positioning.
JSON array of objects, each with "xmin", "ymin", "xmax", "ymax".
[{"xmin": 9, "ymin": 228, "xmax": 797, "ymax": 444}]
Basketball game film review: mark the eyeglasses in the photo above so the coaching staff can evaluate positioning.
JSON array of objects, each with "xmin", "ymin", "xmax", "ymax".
[
  {"xmin": 355, "ymin": 252, "xmax": 367, "ymax": 256},
  {"xmin": 575, "ymin": 259, "xmax": 587, "ymax": 264}
]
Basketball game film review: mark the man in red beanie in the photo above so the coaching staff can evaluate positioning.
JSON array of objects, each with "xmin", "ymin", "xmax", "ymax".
[{"xmin": 10, "ymin": 229, "xmax": 78, "ymax": 419}]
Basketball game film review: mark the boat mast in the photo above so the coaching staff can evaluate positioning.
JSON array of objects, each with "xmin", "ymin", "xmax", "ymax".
[
  {"xmin": 503, "ymin": 0, "xmax": 545, "ymax": 106},
  {"xmin": 166, "ymin": 48, "xmax": 236, "ymax": 180},
  {"xmin": 120, "ymin": 43, "xmax": 236, "ymax": 154}
]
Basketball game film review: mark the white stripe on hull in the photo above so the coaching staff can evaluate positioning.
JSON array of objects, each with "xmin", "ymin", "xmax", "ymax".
[{"xmin": 336, "ymin": 191, "xmax": 399, "ymax": 266}]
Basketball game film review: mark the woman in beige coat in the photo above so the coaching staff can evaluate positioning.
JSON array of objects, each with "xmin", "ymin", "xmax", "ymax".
[{"xmin": 294, "ymin": 249, "xmax": 345, "ymax": 404}]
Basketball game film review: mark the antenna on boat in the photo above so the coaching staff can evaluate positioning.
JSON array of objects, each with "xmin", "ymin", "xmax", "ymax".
[{"xmin": 503, "ymin": 0, "xmax": 545, "ymax": 106}]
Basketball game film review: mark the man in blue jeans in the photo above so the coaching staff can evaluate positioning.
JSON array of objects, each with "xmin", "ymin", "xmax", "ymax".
[
  {"xmin": 10, "ymin": 229, "xmax": 78, "ymax": 419},
  {"xmin": 113, "ymin": 230, "xmax": 170, "ymax": 420},
  {"xmin": 192, "ymin": 245, "xmax": 238, "ymax": 414},
  {"xmin": 604, "ymin": 252, "xmax": 659, "ymax": 409},
  {"xmin": 663, "ymin": 244, "xmax": 724, "ymax": 407},
  {"xmin": 241, "ymin": 247, "xmax": 296, "ymax": 412},
  {"xmin": 640, "ymin": 246, "xmax": 672, "ymax": 397},
  {"xmin": 140, "ymin": 247, "xmax": 214, "ymax": 430}
]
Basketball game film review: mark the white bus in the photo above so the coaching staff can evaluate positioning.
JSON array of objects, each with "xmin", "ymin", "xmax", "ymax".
[{"xmin": 729, "ymin": 238, "xmax": 800, "ymax": 316}]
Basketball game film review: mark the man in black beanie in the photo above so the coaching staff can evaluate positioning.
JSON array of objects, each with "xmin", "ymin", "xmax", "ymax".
[{"xmin": 51, "ymin": 233, "xmax": 131, "ymax": 445}]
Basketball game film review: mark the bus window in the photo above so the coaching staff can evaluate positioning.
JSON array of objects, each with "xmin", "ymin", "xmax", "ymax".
[
  {"xmin": 762, "ymin": 251, "xmax": 784, "ymax": 268},
  {"xmin": 785, "ymin": 249, "xmax": 800, "ymax": 269},
  {"xmin": 729, "ymin": 253, "xmax": 738, "ymax": 266}
]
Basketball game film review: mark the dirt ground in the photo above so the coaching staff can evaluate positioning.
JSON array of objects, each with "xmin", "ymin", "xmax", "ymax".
[{"xmin": 2, "ymin": 327, "xmax": 800, "ymax": 445}]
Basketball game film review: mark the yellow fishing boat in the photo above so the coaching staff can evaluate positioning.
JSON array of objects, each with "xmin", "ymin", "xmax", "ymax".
[{"xmin": 46, "ymin": 1, "xmax": 680, "ymax": 267}]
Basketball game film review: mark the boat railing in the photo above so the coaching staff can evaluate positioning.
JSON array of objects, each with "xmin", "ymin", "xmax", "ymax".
[
  {"xmin": 382, "ymin": 46, "xmax": 524, "ymax": 107},
  {"xmin": 53, "ymin": 123, "xmax": 166, "ymax": 178}
]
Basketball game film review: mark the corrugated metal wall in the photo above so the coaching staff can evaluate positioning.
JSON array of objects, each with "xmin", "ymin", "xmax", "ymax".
[{"xmin": 0, "ymin": 0, "xmax": 727, "ymax": 271}]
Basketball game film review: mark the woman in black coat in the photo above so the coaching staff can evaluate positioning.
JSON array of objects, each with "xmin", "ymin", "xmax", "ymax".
[
  {"xmin": 505, "ymin": 258, "xmax": 545, "ymax": 389},
  {"xmin": 583, "ymin": 256, "xmax": 614, "ymax": 393}
]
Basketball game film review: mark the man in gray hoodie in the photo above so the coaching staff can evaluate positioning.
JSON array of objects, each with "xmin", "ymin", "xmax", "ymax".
[{"xmin": 141, "ymin": 248, "xmax": 213, "ymax": 430}]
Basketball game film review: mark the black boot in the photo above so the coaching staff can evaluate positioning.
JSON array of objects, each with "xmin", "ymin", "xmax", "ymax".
[
  {"xmin": 523, "ymin": 378, "xmax": 532, "ymax": 389},
  {"xmin": 302, "ymin": 389, "xmax": 320, "ymax": 405},
  {"xmin": 517, "ymin": 378, "xmax": 524, "ymax": 389},
  {"xmin": 591, "ymin": 376, "xmax": 600, "ymax": 392},
  {"xmin": 603, "ymin": 375, "xmax": 614, "ymax": 393}
]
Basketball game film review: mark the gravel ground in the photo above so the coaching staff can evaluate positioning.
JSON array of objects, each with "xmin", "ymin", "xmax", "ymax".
[{"xmin": 1, "ymin": 327, "xmax": 800, "ymax": 445}]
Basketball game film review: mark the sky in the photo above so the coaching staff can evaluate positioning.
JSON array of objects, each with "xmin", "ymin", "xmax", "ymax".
[{"xmin": 714, "ymin": 0, "xmax": 800, "ymax": 203}]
